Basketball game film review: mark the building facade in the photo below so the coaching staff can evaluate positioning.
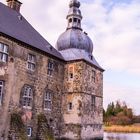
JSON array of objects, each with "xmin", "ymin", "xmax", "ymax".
[{"xmin": 0, "ymin": 0, "xmax": 104, "ymax": 139}]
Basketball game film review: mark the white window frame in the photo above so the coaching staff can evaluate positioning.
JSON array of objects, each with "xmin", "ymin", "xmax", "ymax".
[
  {"xmin": 27, "ymin": 54, "xmax": 36, "ymax": 71},
  {"xmin": 0, "ymin": 81, "xmax": 4, "ymax": 106},
  {"xmin": 27, "ymin": 127, "xmax": 32, "ymax": 137},
  {"xmin": 47, "ymin": 60, "xmax": 54, "ymax": 76},
  {"xmin": 22, "ymin": 86, "xmax": 33, "ymax": 109},
  {"xmin": 44, "ymin": 91, "xmax": 52, "ymax": 111},
  {"xmin": 0, "ymin": 43, "xmax": 8, "ymax": 62}
]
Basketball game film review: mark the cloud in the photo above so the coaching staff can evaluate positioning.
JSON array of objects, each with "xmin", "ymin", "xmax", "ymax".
[
  {"xmin": 1, "ymin": 0, "xmax": 140, "ymax": 75},
  {"xmin": 81, "ymin": 0, "xmax": 140, "ymax": 76},
  {"xmin": 104, "ymin": 82, "xmax": 140, "ymax": 115},
  {"xmin": 1, "ymin": 0, "xmax": 140, "ymax": 114}
]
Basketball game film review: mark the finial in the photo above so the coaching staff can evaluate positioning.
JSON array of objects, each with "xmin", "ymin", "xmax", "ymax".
[
  {"xmin": 69, "ymin": 0, "xmax": 80, "ymax": 8},
  {"xmin": 66, "ymin": 0, "xmax": 82, "ymax": 30}
]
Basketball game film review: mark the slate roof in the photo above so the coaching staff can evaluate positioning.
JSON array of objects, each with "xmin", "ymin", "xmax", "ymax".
[
  {"xmin": 60, "ymin": 48, "xmax": 104, "ymax": 71},
  {"xmin": 0, "ymin": 2, "xmax": 64, "ymax": 60}
]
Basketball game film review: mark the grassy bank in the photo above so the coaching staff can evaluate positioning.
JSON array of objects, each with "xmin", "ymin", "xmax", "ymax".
[{"xmin": 104, "ymin": 125, "xmax": 140, "ymax": 133}]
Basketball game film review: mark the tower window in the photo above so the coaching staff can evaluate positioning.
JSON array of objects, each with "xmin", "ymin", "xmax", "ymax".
[
  {"xmin": 91, "ymin": 95, "xmax": 96, "ymax": 110},
  {"xmin": 70, "ymin": 73, "xmax": 73, "ymax": 79},
  {"xmin": 44, "ymin": 90, "xmax": 52, "ymax": 110},
  {"xmin": 69, "ymin": 18, "xmax": 72, "ymax": 23},
  {"xmin": 22, "ymin": 86, "xmax": 33, "ymax": 109},
  {"xmin": 27, "ymin": 54, "xmax": 36, "ymax": 71},
  {"xmin": 0, "ymin": 43, "xmax": 8, "ymax": 62},
  {"xmin": 68, "ymin": 102, "xmax": 72, "ymax": 111},
  {"xmin": 78, "ymin": 19, "xmax": 80, "ymax": 24},
  {"xmin": 0, "ymin": 81, "xmax": 4, "ymax": 106},
  {"xmin": 92, "ymin": 70, "xmax": 96, "ymax": 83},
  {"xmin": 68, "ymin": 66, "xmax": 74, "ymax": 80},
  {"xmin": 27, "ymin": 127, "xmax": 32, "ymax": 137},
  {"xmin": 47, "ymin": 60, "xmax": 54, "ymax": 76},
  {"xmin": 74, "ymin": 18, "xmax": 77, "ymax": 22}
]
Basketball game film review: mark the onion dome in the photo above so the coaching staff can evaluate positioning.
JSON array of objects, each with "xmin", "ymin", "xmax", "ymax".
[
  {"xmin": 56, "ymin": 29, "xmax": 93, "ymax": 54},
  {"xmin": 56, "ymin": 0, "xmax": 93, "ymax": 54}
]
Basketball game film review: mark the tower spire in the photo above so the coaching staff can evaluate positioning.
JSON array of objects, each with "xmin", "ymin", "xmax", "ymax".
[{"xmin": 66, "ymin": 0, "xmax": 82, "ymax": 30}]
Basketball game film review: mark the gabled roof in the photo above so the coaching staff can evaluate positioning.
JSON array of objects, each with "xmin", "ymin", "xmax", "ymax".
[{"xmin": 0, "ymin": 2, "xmax": 64, "ymax": 60}]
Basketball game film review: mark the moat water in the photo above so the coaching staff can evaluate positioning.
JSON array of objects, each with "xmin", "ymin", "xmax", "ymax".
[{"xmin": 104, "ymin": 132, "xmax": 140, "ymax": 140}]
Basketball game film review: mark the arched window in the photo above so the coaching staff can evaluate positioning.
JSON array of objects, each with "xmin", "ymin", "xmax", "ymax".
[
  {"xmin": 22, "ymin": 86, "xmax": 33, "ymax": 109},
  {"xmin": 69, "ymin": 18, "xmax": 72, "ymax": 23},
  {"xmin": 44, "ymin": 90, "xmax": 52, "ymax": 111}
]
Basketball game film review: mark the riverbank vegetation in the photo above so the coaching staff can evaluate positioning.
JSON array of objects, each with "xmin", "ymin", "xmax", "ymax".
[
  {"xmin": 104, "ymin": 101, "xmax": 140, "ymax": 133},
  {"xmin": 104, "ymin": 125, "xmax": 140, "ymax": 133}
]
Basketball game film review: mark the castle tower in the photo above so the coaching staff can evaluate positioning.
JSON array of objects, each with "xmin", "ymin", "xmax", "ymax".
[{"xmin": 56, "ymin": 0, "xmax": 104, "ymax": 139}]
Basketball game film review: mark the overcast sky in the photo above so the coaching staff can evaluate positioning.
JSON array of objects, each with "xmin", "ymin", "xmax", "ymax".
[{"xmin": 1, "ymin": 0, "xmax": 140, "ymax": 115}]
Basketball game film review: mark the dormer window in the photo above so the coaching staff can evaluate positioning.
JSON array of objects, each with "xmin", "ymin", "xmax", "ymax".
[
  {"xmin": 90, "ymin": 55, "xmax": 93, "ymax": 60},
  {"xmin": 27, "ymin": 54, "xmax": 36, "ymax": 71},
  {"xmin": 0, "ymin": 43, "xmax": 8, "ymax": 62}
]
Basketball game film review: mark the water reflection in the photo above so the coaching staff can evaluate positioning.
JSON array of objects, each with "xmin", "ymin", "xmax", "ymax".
[{"xmin": 104, "ymin": 132, "xmax": 140, "ymax": 140}]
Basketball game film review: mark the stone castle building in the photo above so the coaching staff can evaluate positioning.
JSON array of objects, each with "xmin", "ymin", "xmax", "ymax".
[{"xmin": 0, "ymin": 0, "xmax": 104, "ymax": 139}]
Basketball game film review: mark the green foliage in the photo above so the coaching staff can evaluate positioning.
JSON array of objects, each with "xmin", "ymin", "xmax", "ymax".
[
  {"xmin": 37, "ymin": 113, "xmax": 55, "ymax": 140},
  {"xmin": 9, "ymin": 112, "xmax": 27, "ymax": 140},
  {"xmin": 104, "ymin": 101, "xmax": 134, "ymax": 125}
]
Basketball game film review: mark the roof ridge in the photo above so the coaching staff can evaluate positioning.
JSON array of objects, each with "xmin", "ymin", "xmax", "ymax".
[{"xmin": 0, "ymin": 2, "xmax": 64, "ymax": 60}]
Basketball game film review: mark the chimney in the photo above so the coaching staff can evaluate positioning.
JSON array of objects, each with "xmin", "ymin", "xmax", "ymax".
[{"xmin": 7, "ymin": 0, "xmax": 22, "ymax": 12}]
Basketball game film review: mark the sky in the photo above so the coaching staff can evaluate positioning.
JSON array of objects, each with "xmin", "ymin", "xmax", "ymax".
[{"xmin": 1, "ymin": 0, "xmax": 140, "ymax": 115}]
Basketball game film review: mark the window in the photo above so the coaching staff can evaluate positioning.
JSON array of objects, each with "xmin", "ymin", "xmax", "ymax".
[
  {"xmin": 27, "ymin": 54, "xmax": 36, "ymax": 71},
  {"xmin": 90, "ymin": 55, "xmax": 93, "ymax": 60},
  {"xmin": 68, "ymin": 102, "xmax": 72, "ymax": 111},
  {"xmin": 78, "ymin": 19, "xmax": 80, "ymax": 24},
  {"xmin": 47, "ymin": 60, "xmax": 54, "ymax": 76},
  {"xmin": 68, "ymin": 66, "xmax": 74, "ymax": 80},
  {"xmin": 0, "ymin": 81, "xmax": 4, "ymax": 106},
  {"xmin": 70, "ymin": 73, "xmax": 73, "ymax": 79},
  {"xmin": 0, "ymin": 43, "xmax": 8, "ymax": 62},
  {"xmin": 92, "ymin": 70, "xmax": 96, "ymax": 82},
  {"xmin": 69, "ymin": 18, "xmax": 72, "ymax": 23},
  {"xmin": 74, "ymin": 18, "xmax": 77, "ymax": 22},
  {"xmin": 91, "ymin": 95, "xmax": 96, "ymax": 110},
  {"xmin": 22, "ymin": 86, "xmax": 33, "ymax": 109},
  {"xmin": 44, "ymin": 90, "xmax": 52, "ymax": 110},
  {"xmin": 27, "ymin": 127, "xmax": 32, "ymax": 137}
]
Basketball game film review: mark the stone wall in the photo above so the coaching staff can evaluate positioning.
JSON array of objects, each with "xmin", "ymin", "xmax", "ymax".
[
  {"xmin": 0, "ymin": 36, "xmax": 64, "ymax": 139},
  {"xmin": 62, "ymin": 61, "xmax": 103, "ymax": 139},
  {"xmin": 0, "ymin": 35, "xmax": 103, "ymax": 140}
]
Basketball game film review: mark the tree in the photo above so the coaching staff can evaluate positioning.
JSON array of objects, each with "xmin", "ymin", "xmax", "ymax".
[{"xmin": 104, "ymin": 100, "xmax": 134, "ymax": 125}]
